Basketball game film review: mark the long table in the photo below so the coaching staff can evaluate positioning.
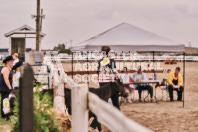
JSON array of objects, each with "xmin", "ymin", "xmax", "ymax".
[{"xmin": 126, "ymin": 80, "xmax": 161, "ymax": 102}]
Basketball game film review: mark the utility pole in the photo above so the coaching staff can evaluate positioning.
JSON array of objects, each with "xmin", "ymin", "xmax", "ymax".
[
  {"xmin": 36, "ymin": 0, "xmax": 40, "ymax": 51},
  {"xmin": 40, "ymin": 8, "xmax": 44, "ymax": 32},
  {"xmin": 32, "ymin": 0, "xmax": 45, "ymax": 51}
]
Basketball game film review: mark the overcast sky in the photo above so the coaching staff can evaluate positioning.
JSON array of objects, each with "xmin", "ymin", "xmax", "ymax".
[{"xmin": 0, "ymin": 0, "xmax": 198, "ymax": 49}]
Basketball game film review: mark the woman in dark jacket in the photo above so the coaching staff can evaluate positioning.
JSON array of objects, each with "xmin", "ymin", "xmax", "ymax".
[
  {"xmin": 97, "ymin": 46, "xmax": 117, "ymax": 87},
  {"xmin": 0, "ymin": 56, "xmax": 14, "ymax": 119},
  {"xmin": 90, "ymin": 46, "xmax": 118, "ymax": 131}
]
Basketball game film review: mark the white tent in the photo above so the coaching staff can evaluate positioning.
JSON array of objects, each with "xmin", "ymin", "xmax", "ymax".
[
  {"xmin": 71, "ymin": 22, "xmax": 186, "ymax": 108},
  {"xmin": 72, "ymin": 22, "xmax": 185, "ymax": 52}
]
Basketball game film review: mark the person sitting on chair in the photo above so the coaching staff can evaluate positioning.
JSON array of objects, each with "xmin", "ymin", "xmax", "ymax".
[
  {"xmin": 132, "ymin": 66, "xmax": 153, "ymax": 102},
  {"xmin": 167, "ymin": 67, "xmax": 183, "ymax": 102},
  {"xmin": 120, "ymin": 67, "xmax": 134, "ymax": 103}
]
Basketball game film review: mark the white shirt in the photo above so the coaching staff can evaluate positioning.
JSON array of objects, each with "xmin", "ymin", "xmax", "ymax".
[
  {"xmin": 13, "ymin": 71, "xmax": 21, "ymax": 88},
  {"xmin": 120, "ymin": 73, "xmax": 130, "ymax": 84},
  {"xmin": 13, "ymin": 58, "xmax": 19, "ymax": 66},
  {"xmin": 132, "ymin": 72, "xmax": 148, "ymax": 88}
]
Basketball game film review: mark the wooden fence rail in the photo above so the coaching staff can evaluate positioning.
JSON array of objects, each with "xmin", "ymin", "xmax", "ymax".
[
  {"xmin": 88, "ymin": 92, "xmax": 152, "ymax": 132},
  {"xmin": 45, "ymin": 55, "xmax": 198, "ymax": 62},
  {"xmin": 44, "ymin": 55, "xmax": 153, "ymax": 132},
  {"xmin": 65, "ymin": 69, "xmax": 171, "ymax": 75},
  {"xmin": 65, "ymin": 74, "xmax": 152, "ymax": 132},
  {"xmin": 69, "ymin": 80, "xmax": 152, "ymax": 132}
]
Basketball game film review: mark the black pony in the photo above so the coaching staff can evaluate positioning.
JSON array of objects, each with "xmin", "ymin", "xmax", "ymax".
[
  {"xmin": 89, "ymin": 79, "xmax": 127, "ymax": 109},
  {"xmin": 89, "ymin": 79, "xmax": 127, "ymax": 131},
  {"xmin": 64, "ymin": 79, "xmax": 127, "ymax": 131}
]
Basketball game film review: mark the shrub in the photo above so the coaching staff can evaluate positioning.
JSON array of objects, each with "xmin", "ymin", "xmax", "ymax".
[{"xmin": 11, "ymin": 86, "xmax": 59, "ymax": 132}]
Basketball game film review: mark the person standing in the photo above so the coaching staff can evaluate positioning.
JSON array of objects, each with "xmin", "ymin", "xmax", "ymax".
[
  {"xmin": 90, "ymin": 46, "xmax": 117, "ymax": 132},
  {"xmin": 97, "ymin": 46, "xmax": 117, "ymax": 105},
  {"xmin": 12, "ymin": 61, "xmax": 23, "ymax": 98},
  {"xmin": 97, "ymin": 46, "xmax": 117, "ymax": 87},
  {"xmin": 0, "ymin": 56, "xmax": 14, "ymax": 119},
  {"xmin": 12, "ymin": 53, "xmax": 19, "ymax": 66},
  {"xmin": 167, "ymin": 67, "xmax": 183, "ymax": 101}
]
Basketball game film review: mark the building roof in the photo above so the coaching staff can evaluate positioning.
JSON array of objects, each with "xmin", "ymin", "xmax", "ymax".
[
  {"xmin": 72, "ymin": 22, "xmax": 185, "ymax": 52},
  {"xmin": 0, "ymin": 48, "xmax": 32, "ymax": 52},
  {"xmin": 0, "ymin": 49, "xmax": 8, "ymax": 52},
  {"xmin": 5, "ymin": 25, "xmax": 46, "ymax": 37}
]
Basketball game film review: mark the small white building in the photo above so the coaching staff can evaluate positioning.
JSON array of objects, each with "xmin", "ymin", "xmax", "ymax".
[{"xmin": 5, "ymin": 25, "xmax": 45, "ymax": 61}]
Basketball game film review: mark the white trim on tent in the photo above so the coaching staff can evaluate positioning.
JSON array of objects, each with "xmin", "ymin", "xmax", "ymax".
[{"xmin": 72, "ymin": 22, "xmax": 185, "ymax": 52}]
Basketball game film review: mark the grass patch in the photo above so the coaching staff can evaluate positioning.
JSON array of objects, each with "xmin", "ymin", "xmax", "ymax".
[{"xmin": 0, "ymin": 117, "xmax": 11, "ymax": 125}]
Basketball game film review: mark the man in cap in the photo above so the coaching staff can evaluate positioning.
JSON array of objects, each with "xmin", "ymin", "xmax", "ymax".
[{"xmin": 132, "ymin": 66, "xmax": 153, "ymax": 102}]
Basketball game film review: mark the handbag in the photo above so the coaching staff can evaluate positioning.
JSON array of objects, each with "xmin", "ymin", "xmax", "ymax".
[
  {"xmin": 3, "ymin": 98, "xmax": 11, "ymax": 115},
  {"xmin": 3, "ymin": 91, "xmax": 16, "ymax": 115}
]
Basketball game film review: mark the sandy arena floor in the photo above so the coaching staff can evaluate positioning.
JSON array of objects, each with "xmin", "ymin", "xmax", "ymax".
[
  {"xmin": 62, "ymin": 61, "xmax": 198, "ymax": 132},
  {"xmin": 101, "ymin": 62, "xmax": 198, "ymax": 132},
  {"xmin": 1, "ymin": 62, "xmax": 197, "ymax": 132}
]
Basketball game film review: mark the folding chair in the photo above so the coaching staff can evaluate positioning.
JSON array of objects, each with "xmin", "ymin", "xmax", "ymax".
[
  {"xmin": 143, "ymin": 90, "xmax": 151, "ymax": 102},
  {"xmin": 160, "ymin": 79, "xmax": 169, "ymax": 101},
  {"xmin": 173, "ymin": 88, "xmax": 179, "ymax": 100},
  {"xmin": 160, "ymin": 79, "xmax": 178, "ymax": 101},
  {"xmin": 161, "ymin": 86, "xmax": 169, "ymax": 101}
]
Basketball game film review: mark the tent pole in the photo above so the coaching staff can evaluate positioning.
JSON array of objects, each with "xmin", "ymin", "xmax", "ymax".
[
  {"xmin": 122, "ymin": 51, "xmax": 124, "ymax": 71},
  {"xmin": 87, "ymin": 51, "xmax": 89, "ymax": 86},
  {"xmin": 153, "ymin": 51, "xmax": 157, "ymax": 102},
  {"xmin": 72, "ymin": 52, "xmax": 74, "ymax": 79},
  {"xmin": 129, "ymin": 51, "xmax": 131, "ymax": 71},
  {"xmin": 131, "ymin": 51, "xmax": 133, "ymax": 71},
  {"xmin": 152, "ymin": 51, "xmax": 156, "ymax": 76},
  {"xmin": 183, "ymin": 52, "xmax": 185, "ymax": 107}
]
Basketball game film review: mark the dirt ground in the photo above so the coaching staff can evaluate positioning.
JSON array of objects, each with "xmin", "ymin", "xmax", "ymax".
[
  {"xmin": 1, "ymin": 62, "xmax": 197, "ymax": 132},
  {"xmin": 101, "ymin": 62, "xmax": 198, "ymax": 132},
  {"xmin": 0, "ymin": 125, "xmax": 11, "ymax": 132},
  {"xmin": 62, "ymin": 61, "xmax": 198, "ymax": 132}
]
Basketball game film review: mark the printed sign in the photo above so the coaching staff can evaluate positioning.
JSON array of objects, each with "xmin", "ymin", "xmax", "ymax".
[{"xmin": 100, "ymin": 58, "xmax": 110, "ymax": 66}]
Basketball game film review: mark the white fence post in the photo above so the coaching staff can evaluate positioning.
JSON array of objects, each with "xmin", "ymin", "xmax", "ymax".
[{"xmin": 72, "ymin": 84, "xmax": 88, "ymax": 132}]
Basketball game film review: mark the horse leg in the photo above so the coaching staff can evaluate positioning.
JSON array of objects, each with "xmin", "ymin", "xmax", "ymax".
[
  {"xmin": 65, "ymin": 88, "xmax": 72, "ymax": 115},
  {"xmin": 97, "ymin": 122, "xmax": 102, "ymax": 132},
  {"xmin": 89, "ymin": 111, "xmax": 102, "ymax": 131},
  {"xmin": 111, "ymin": 94, "xmax": 120, "ymax": 110}
]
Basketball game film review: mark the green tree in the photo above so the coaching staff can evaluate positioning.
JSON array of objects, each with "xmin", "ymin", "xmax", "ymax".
[{"xmin": 53, "ymin": 44, "xmax": 71, "ymax": 54}]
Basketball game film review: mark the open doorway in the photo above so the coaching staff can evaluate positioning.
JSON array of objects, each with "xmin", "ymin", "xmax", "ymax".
[{"xmin": 11, "ymin": 38, "xmax": 25, "ymax": 61}]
